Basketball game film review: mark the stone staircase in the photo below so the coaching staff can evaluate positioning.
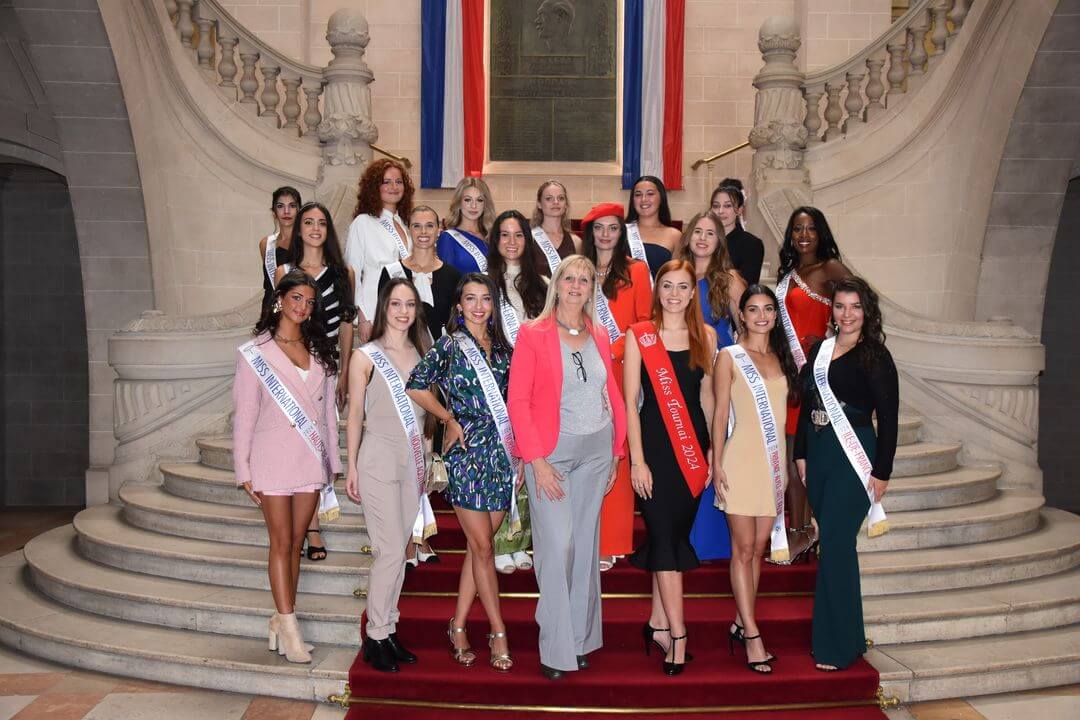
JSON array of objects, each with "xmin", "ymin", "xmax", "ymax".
[{"xmin": 1, "ymin": 415, "xmax": 1079, "ymax": 706}]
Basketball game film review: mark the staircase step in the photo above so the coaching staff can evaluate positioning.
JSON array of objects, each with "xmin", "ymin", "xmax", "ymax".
[
  {"xmin": 879, "ymin": 465, "xmax": 999, "ymax": 512},
  {"xmin": 119, "ymin": 483, "xmax": 370, "ymax": 551},
  {"xmin": 0, "ymin": 559, "xmax": 350, "ymax": 701},
  {"xmin": 860, "ymin": 508, "xmax": 1080, "ymax": 595},
  {"xmin": 24, "ymin": 525, "xmax": 363, "ymax": 646},
  {"xmin": 870, "ymin": 622, "xmax": 1080, "ymax": 702},
  {"xmin": 856, "ymin": 489, "xmax": 1042, "ymax": 552},
  {"xmin": 73, "ymin": 505, "xmax": 370, "ymax": 596},
  {"xmin": 162, "ymin": 462, "xmax": 362, "ymax": 514},
  {"xmin": 896, "ymin": 415, "xmax": 921, "ymax": 447}
]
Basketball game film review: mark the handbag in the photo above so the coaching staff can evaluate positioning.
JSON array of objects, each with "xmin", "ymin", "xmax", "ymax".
[{"xmin": 425, "ymin": 452, "xmax": 449, "ymax": 494}]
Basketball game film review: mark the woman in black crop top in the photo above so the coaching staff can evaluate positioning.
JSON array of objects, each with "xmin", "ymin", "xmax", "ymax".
[{"xmin": 793, "ymin": 277, "xmax": 898, "ymax": 671}]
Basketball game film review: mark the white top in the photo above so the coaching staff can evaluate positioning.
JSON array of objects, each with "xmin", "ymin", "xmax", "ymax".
[
  {"xmin": 344, "ymin": 208, "xmax": 411, "ymax": 322},
  {"xmin": 294, "ymin": 365, "xmax": 310, "ymax": 382}
]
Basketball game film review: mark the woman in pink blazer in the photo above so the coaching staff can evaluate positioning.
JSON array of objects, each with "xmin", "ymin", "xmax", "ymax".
[
  {"xmin": 507, "ymin": 254, "xmax": 627, "ymax": 680},
  {"xmin": 233, "ymin": 269, "xmax": 341, "ymax": 664}
]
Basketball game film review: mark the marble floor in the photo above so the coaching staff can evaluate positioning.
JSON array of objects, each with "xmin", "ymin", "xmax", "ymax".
[{"xmin": 0, "ymin": 509, "xmax": 1076, "ymax": 719}]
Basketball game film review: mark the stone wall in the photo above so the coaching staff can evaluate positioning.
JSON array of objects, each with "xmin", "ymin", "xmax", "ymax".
[
  {"xmin": 796, "ymin": 0, "xmax": 892, "ymax": 72},
  {"xmin": 219, "ymin": 0, "xmax": 307, "ymax": 60},
  {"xmin": 0, "ymin": 164, "xmax": 88, "ymax": 506},
  {"xmin": 1039, "ymin": 176, "xmax": 1080, "ymax": 513}
]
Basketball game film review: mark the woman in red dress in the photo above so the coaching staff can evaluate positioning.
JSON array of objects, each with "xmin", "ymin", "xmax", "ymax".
[
  {"xmin": 775, "ymin": 207, "xmax": 851, "ymax": 562},
  {"xmin": 581, "ymin": 202, "xmax": 652, "ymax": 570}
]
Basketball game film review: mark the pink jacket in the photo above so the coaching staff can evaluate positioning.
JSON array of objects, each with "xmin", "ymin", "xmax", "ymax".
[
  {"xmin": 508, "ymin": 318, "xmax": 627, "ymax": 463},
  {"xmin": 232, "ymin": 333, "xmax": 341, "ymax": 491}
]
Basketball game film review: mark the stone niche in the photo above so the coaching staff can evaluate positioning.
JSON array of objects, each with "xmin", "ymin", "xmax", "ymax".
[{"xmin": 489, "ymin": 0, "xmax": 616, "ymax": 162}]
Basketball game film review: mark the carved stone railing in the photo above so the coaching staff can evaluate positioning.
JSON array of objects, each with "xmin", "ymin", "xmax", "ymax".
[{"xmin": 801, "ymin": 0, "xmax": 971, "ymax": 145}]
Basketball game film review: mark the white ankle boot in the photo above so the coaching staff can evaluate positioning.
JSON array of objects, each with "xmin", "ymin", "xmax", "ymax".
[{"xmin": 269, "ymin": 612, "xmax": 312, "ymax": 663}]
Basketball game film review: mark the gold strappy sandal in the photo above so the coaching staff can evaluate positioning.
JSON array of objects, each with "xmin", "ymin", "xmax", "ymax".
[
  {"xmin": 447, "ymin": 619, "xmax": 477, "ymax": 667},
  {"xmin": 487, "ymin": 631, "xmax": 514, "ymax": 673}
]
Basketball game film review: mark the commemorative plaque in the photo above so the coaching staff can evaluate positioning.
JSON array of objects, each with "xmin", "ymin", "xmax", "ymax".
[{"xmin": 489, "ymin": 0, "xmax": 617, "ymax": 162}]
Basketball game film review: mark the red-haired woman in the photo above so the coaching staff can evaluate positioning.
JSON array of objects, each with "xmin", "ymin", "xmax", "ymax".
[
  {"xmin": 345, "ymin": 158, "xmax": 415, "ymax": 343},
  {"xmin": 624, "ymin": 259, "xmax": 717, "ymax": 676}
]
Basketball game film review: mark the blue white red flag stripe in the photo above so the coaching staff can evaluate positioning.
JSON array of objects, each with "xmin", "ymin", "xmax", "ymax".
[
  {"xmin": 622, "ymin": 0, "xmax": 684, "ymax": 190},
  {"xmin": 421, "ymin": 0, "xmax": 485, "ymax": 189}
]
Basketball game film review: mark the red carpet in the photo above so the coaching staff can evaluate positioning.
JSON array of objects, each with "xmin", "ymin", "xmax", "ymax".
[{"xmin": 346, "ymin": 504, "xmax": 885, "ymax": 719}]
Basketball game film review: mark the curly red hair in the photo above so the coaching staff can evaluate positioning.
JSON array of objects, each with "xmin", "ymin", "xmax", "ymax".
[{"xmin": 353, "ymin": 158, "xmax": 414, "ymax": 219}]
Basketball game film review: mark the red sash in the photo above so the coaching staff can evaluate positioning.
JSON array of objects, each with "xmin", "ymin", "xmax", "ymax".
[{"xmin": 632, "ymin": 321, "xmax": 710, "ymax": 497}]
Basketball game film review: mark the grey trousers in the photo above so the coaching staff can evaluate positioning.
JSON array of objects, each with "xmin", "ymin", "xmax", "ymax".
[{"xmin": 525, "ymin": 423, "xmax": 613, "ymax": 672}]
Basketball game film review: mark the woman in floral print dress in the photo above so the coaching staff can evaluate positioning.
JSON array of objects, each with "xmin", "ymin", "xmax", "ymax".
[{"xmin": 406, "ymin": 273, "xmax": 517, "ymax": 672}]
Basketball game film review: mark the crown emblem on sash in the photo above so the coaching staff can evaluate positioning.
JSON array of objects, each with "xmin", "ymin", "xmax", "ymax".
[{"xmin": 639, "ymin": 332, "xmax": 658, "ymax": 347}]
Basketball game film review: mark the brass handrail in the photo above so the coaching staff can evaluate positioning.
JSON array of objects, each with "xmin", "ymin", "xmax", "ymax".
[
  {"xmin": 370, "ymin": 144, "xmax": 413, "ymax": 170},
  {"xmin": 690, "ymin": 141, "xmax": 750, "ymax": 170}
]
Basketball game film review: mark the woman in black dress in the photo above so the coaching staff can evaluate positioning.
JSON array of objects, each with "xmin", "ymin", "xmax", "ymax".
[
  {"xmin": 710, "ymin": 179, "xmax": 764, "ymax": 285},
  {"xmin": 259, "ymin": 186, "xmax": 301, "ymax": 306},
  {"xmin": 625, "ymin": 259, "xmax": 717, "ymax": 676}
]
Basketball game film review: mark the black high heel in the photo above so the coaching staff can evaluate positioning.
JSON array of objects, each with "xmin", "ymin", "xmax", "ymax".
[
  {"xmin": 728, "ymin": 622, "xmax": 745, "ymax": 655},
  {"xmin": 743, "ymin": 634, "xmax": 772, "ymax": 674},
  {"xmin": 305, "ymin": 529, "xmax": 327, "ymax": 561},
  {"xmin": 662, "ymin": 634, "xmax": 688, "ymax": 676},
  {"xmin": 642, "ymin": 623, "xmax": 694, "ymax": 661}
]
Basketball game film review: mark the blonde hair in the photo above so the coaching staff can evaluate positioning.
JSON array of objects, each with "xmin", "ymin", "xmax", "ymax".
[
  {"xmin": 533, "ymin": 255, "xmax": 599, "ymax": 326},
  {"xmin": 447, "ymin": 177, "xmax": 496, "ymax": 237},
  {"xmin": 530, "ymin": 180, "xmax": 573, "ymax": 235}
]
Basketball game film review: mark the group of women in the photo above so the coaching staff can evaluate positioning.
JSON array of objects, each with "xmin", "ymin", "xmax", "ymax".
[{"xmin": 232, "ymin": 161, "xmax": 898, "ymax": 681}]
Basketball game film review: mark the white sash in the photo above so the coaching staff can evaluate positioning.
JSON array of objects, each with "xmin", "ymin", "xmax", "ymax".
[
  {"xmin": 264, "ymin": 232, "xmax": 280, "ymax": 286},
  {"xmin": 626, "ymin": 222, "xmax": 647, "ymax": 263},
  {"xmin": 454, "ymin": 333, "xmax": 522, "ymax": 535},
  {"xmin": 594, "ymin": 287, "xmax": 622, "ymax": 345},
  {"xmin": 412, "ymin": 494, "xmax": 437, "ymax": 542},
  {"xmin": 385, "ymin": 261, "xmax": 434, "ymax": 307},
  {"xmin": 500, "ymin": 297, "xmax": 522, "ymax": 346},
  {"xmin": 531, "ymin": 226, "xmax": 562, "ymax": 275},
  {"xmin": 725, "ymin": 346, "xmax": 789, "ymax": 561},
  {"xmin": 813, "ymin": 336, "xmax": 889, "ymax": 537},
  {"xmin": 446, "ymin": 229, "xmax": 488, "ymax": 271},
  {"xmin": 775, "ymin": 272, "xmax": 807, "ymax": 370},
  {"xmin": 378, "ymin": 212, "xmax": 411, "ymax": 260},
  {"xmin": 239, "ymin": 340, "xmax": 332, "ymax": 482},
  {"xmin": 360, "ymin": 343, "xmax": 426, "ymax": 496}
]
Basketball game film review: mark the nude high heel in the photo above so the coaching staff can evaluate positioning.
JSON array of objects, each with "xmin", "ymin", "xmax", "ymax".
[{"xmin": 269, "ymin": 613, "xmax": 312, "ymax": 663}]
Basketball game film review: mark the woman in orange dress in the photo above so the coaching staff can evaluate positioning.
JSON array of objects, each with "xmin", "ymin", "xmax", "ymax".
[
  {"xmin": 581, "ymin": 202, "xmax": 652, "ymax": 570},
  {"xmin": 775, "ymin": 207, "xmax": 851, "ymax": 562}
]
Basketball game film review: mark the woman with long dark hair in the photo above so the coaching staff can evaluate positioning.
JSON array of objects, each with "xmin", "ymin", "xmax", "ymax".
[
  {"xmin": 259, "ymin": 186, "xmax": 300, "ymax": 306},
  {"xmin": 794, "ymin": 277, "xmax": 898, "ymax": 671},
  {"xmin": 713, "ymin": 284, "xmax": 799, "ymax": 673},
  {"xmin": 710, "ymin": 179, "xmax": 764, "ymax": 284},
  {"xmin": 345, "ymin": 278, "xmax": 432, "ymax": 672},
  {"xmin": 775, "ymin": 207, "xmax": 851, "ymax": 563},
  {"xmin": 406, "ymin": 274, "xmax": 518, "ymax": 672},
  {"xmin": 345, "ymin": 158, "xmax": 415, "ymax": 343},
  {"xmin": 626, "ymin": 175, "xmax": 682, "ymax": 276},
  {"xmin": 276, "ymin": 202, "xmax": 356, "ymax": 561},
  {"xmin": 233, "ymin": 269, "xmax": 340, "ymax": 664},
  {"xmin": 581, "ymin": 202, "xmax": 652, "ymax": 571},
  {"xmin": 624, "ymin": 259, "xmax": 717, "ymax": 676}
]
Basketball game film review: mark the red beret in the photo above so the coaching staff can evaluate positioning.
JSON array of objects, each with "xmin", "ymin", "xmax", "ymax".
[{"xmin": 581, "ymin": 202, "xmax": 625, "ymax": 227}]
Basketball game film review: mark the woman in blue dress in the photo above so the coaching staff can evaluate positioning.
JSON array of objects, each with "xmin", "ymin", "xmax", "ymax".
[
  {"xmin": 678, "ymin": 211, "xmax": 747, "ymax": 561},
  {"xmin": 406, "ymin": 273, "xmax": 517, "ymax": 673},
  {"xmin": 436, "ymin": 177, "xmax": 496, "ymax": 274}
]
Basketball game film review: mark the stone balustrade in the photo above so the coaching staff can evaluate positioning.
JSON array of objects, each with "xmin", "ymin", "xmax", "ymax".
[
  {"xmin": 164, "ymin": 0, "xmax": 326, "ymax": 139},
  {"xmin": 802, "ymin": 0, "xmax": 972, "ymax": 145}
]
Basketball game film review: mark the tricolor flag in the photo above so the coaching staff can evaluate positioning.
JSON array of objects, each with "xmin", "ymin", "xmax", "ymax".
[
  {"xmin": 622, "ymin": 0, "xmax": 685, "ymax": 190},
  {"xmin": 421, "ymin": 0, "xmax": 486, "ymax": 189}
]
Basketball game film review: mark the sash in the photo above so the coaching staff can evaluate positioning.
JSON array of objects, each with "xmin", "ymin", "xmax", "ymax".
[
  {"xmin": 377, "ymin": 212, "xmax": 411, "ymax": 260},
  {"xmin": 531, "ymin": 226, "xmax": 562, "ymax": 275},
  {"xmin": 725, "ymin": 346, "xmax": 789, "ymax": 561},
  {"xmin": 594, "ymin": 287, "xmax": 621, "ymax": 345},
  {"xmin": 500, "ymin": 297, "xmax": 522, "ymax": 346},
  {"xmin": 631, "ymin": 321, "xmax": 710, "ymax": 497},
  {"xmin": 813, "ymin": 336, "xmax": 889, "ymax": 537},
  {"xmin": 264, "ymin": 232, "xmax": 279, "ymax": 286},
  {"xmin": 446, "ymin": 229, "xmax": 488, "ymax": 272},
  {"xmin": 775, "ymin": 272, "xmax": 807, "ymax": 370},
  {"xmin": 360, "ymin": 343, "xmax": 426, "ymax": 496},
  {"xmin": 385, "ymin": 261, "xmax": 434, "ymax": 306},
  {"xmin": 626, "ymin": 222, "xmax": 647, "ymax": 263},
  {"xmin": 412, "ymin": 494, "xmax": 437, "ymax": 542},
  {"xmin": 239, "ymin": 340, "xmax": 333, "ymax": 482},
  {"xmin": 454, "ymin": 334, "xmax": 522, "ymax": 535}
]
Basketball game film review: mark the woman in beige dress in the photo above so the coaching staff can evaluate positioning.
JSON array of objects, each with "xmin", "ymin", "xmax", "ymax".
[{"xmin": 712, "ymin": 284, "xmax": 800, "ymax": 674}]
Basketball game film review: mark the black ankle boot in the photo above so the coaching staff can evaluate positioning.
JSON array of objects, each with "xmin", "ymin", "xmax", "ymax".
[
  {"xmin": 386, "ymin": 633, "xmax": 417, "ymax": 663},
  {"xmin": 540, "ymin": 663, "xmax": 564, "ymax": 680},
  {"xmin": 362, "ymin": 637, "xmax": 399, "ymax": 673}
]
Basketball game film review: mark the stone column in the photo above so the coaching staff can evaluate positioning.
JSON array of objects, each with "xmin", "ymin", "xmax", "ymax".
[
  {"xmin": 748, "ymin": 16, "xmax": 812, "ymax": 260},
  {"xmin": 315, "ymin": 9, "xmax": 379, "ymax": 229}
]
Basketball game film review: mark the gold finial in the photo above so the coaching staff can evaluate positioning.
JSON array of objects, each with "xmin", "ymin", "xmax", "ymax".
[
  {"xmin": 876, "ymin": 686, "xmax": 901, "ymax": 710},
  {"xmin": 328, "ymin": 683, "xmax": 352, "ymax": 708}
]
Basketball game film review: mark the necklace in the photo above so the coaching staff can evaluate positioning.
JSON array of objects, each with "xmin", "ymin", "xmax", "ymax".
[
  {"xmin": 299, "ymin": 261, "xmax": 325, "ymax": 270},
  {"xmin": 555, "ymin": 317, "xmax": 584, "ymax": 336},
  {"xmin": 405, "ymin": 256, "xmax": 438, "ymax": 274},
  {"xmin": 274, "ymin": 334, "xmax": 303, "ymax": 344}
]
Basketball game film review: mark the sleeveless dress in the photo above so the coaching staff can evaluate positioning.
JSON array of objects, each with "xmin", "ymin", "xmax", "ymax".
[
  {"xmin": 629, "ymin": 349, "xmax": 708, "ymax": 572},
  {"xmin": 260, "ymin": 244, "xmax": 289, "ymax": 308},
  {"xmin": 698, "ymin": 278, "xmax": 736, "ymax": 347},
  {"xmin": 782, "ymin": 272, "xmax": 831, "ymax": 435},
  {"xmin": 436, "ymin": 228, "xmax": 489, "ymax": 274},
  {"xmin": 313, "ymin": 267, "xmax": 346, "ymax": 339},
  {"xmin": 720, "ymin": 358, "xmax": 789, "ymax": 517}
]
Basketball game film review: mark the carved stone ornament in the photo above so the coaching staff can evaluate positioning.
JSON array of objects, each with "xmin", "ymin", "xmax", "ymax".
[
  {"xmin": 317, "ymin": 8, "xmax": 378, "ymax": 168},
  {"xmin": 326, "ymin": 9, "xmax": 371, "ymax": 51}
]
